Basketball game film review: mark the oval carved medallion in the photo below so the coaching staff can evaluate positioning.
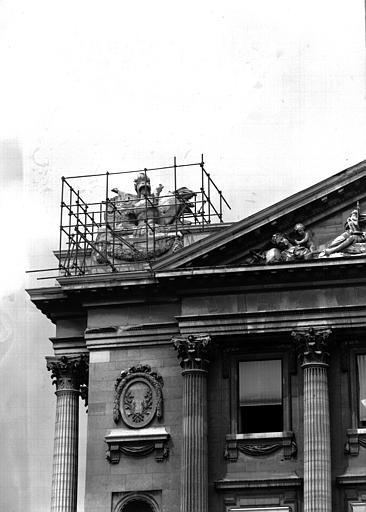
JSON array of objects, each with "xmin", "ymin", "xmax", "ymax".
[{"xmin": 114, "ymin": 365, "xmax": 164, "ymax": 429}]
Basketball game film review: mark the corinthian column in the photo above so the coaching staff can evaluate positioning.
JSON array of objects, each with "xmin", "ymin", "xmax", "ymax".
[
  {"xmin": 46, "ymin": 354, "xmax": 89, "ymax": 512},
  {"xmin": 173, "ymin": 334, "xmax": 212, "ymax": 512},
  {"xmin": 292, "ymin": 328, "xmax": 332, "ymax": 512}
]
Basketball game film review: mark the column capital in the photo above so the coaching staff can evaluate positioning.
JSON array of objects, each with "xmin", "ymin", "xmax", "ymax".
[
  {"xmin": 46, "ymin": 354, "xmax": 89, "ymax": 404},
  {"xmin": 292, "ymin": 327, "xmax": 332, "ymax": 367},
  {"xmin": 172, "ymin": 333, "xmax": 212, "ymax": 371}
]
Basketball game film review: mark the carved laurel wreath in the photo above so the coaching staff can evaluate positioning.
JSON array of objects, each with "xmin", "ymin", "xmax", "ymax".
[{"xmin": 113, "ymin": 364, "xmax": 164, "ymax": 427}]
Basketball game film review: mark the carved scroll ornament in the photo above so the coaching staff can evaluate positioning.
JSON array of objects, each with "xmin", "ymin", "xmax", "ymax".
[{"xmin": 113, "ymin": 364, "xmax": 164, "ymax": 428}]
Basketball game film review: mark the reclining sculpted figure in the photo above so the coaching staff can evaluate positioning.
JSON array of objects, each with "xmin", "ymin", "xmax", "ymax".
[
  {"xmin": 320, "ymin": 208, "xmax": 366, "ymax": 257},
  {"xmin": 265, "ymin": 233, "xmax": 313, "ymax": 264}
]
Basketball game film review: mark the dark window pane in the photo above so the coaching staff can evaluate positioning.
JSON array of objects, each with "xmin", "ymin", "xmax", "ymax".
[
  {"xmin": 239, "ymin": 360, "xmax": 282, "ymax": 406},
  {"xmin": 240, "ymin": 404, "xmax": 283, "ymax": 434},
  {"xmin": 123, "ymin": 500, "xmax": 154, "ymax": 512},
  {"xmin": 357, "ymin": 355, "xmax": 366, "ymax": 426},
  {"xmin": 238, "ymin": 359, "xmax": 283, "ymax": 433}
]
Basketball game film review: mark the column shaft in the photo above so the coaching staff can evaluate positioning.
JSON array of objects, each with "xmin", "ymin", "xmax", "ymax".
[
  {"xmin": 181, "ymin": 369, "xmax": 208, "ymax": 512},
  {"xmin": 51, "ymin": 389, "xmax": 79, "ymax": 512},
  {"xmin": 303, "ymin": 364, "xmax": 331, "ymax": 512},
  {"xmin": 47, "ymin": 354, "xmax": 88, "ymax": 512},
  {"xmin": 173, "ymin": 333, "xmax": 211, "ymax": 512}
]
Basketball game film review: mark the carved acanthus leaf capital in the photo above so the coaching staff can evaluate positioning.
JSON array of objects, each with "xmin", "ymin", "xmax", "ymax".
[
  {"xmin": 172, "ymin": 333, "xmax": 212, "ymax": 371},
  {"xmin": 292, "ymin": 328, "xmax": 332, "ymax": 366},
  {"xmin": 46, "ymin": 354, "xmax": 89, "ymax": 404}
]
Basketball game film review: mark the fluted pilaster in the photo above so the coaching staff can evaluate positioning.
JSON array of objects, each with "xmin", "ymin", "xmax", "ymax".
[
  {"xmin": 173, "ymin": 334, "xmax": 211, "ymax": 512},
  {"xmin": 47, "ymin": 354, "xmax": 89, "ymax": 512},
  {"xmin": 292, "ymin": 328, "xmax": 332, "ymax": 512}
]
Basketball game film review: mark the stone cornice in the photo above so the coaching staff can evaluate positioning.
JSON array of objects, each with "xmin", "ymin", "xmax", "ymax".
[
  {"xmin": 215, "ymin": 474, "xmax": 302, "ymax": 490},
  {"xmin": 156, "ymin": 256, "xmax": 366, "ymax": 277},
  {"xmin": 49, "ymin": 336, "xmax": 87, "ymax": 353},
  {"xmin": 28, "ymin": 256, "xmax": 366, "ymax": 297},
  {"xmin": 336, "ymin": 474, "xmax": 366, "ymax": 486},
  {"xmin": 57, "ymin": 271, "xmax": 156, "ymax": 290},
  {"xmin": 176, "ymin": 305, "xmax": 366, "ymax": 337},
  {"xmin": 85, "ymin": 321, "xmax": 179, "ymax": 349}
]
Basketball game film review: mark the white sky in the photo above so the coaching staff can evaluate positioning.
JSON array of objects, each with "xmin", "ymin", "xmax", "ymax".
[{"xmin": 0, "ymin": 1, "xmax": 365, "ymax": 511}]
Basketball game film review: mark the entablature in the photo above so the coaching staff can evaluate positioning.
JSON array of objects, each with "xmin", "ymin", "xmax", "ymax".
[{"xmin": 27, "ymin": 256, "xmax": 366, "ymax": 317}]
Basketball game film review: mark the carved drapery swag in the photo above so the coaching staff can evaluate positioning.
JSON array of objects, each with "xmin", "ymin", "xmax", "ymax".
[
  {"xmin": 113, "ymin": 364, "xmax": 164, "ymax": 427},
  {"xmin": 106, "ymin": 438, "xmax": 169, "ymax": 463},
  {"xmin": 172, "ymin": 333, "xmax": 212, "ymax": 371},
  {"xmin": 292, "ymin": 327, "xmax": 332, "ymax": 366},
  {"xmin": 46, "ymin": 354, "xmax": 89, "ymax": 405}
]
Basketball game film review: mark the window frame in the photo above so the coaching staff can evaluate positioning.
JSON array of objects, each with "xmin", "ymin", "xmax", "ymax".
[
  {"xmin": 349, "ymin": 348, "xmax": 366, "ymax": 429},
  {"xmin": 230, "ymin": 351, "xmax": 291, "ymax": 435},
  {"xmin": 115, "ymin": 493, "xmax": 159, "ymax": 512},
  {"xmin": 227, "ymin": 508, "xmax": 290, "ymax": 512}
]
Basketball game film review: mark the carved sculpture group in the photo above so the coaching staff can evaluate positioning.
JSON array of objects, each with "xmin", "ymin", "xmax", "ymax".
[
  {"xmin": 263, "ymin": 206, "xmax": 366, "ymax": 265},
  {"xmin": 93, "ymin": 175, "xmax": 366, "ymax": 266},
  {"xmin": 94, "ymin": 173, "xmax": 196, "ymax": 262}
]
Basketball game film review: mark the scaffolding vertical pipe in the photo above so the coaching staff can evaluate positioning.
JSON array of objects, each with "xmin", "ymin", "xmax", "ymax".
[
  {"xmin": 75, "ymin": 190, "xmax": 80, "ymax": 275},
  {"xmin": 207, "ymin": 172, "xmax": 211, "ymax": 224},
  {"xmin": 174, "ymin": 156, "xmax": 178, "ymax": 235},
  {"xmin": 105, "ymin": 171, "xmax": 109, "ymax": 268},
  {"xmin": 200, "ymin": 154, "xmax": 205, "ymax": 230},
  {"xmin": 112, "ymin": 199, "xmax": 116, "ymax": 271},
  {"xmin": 194, "ymin": 191, "xmax": 197, "ymax": 225},
  {"xmin": 64, "ymin": 185, "xmax": 73, "ymax": 273},
  {"xmin": 83, "ymin": 199, "xmax": 87, "ymax": 273},
  {"xmin": 91, "ymin": 211, "xmax": 95, "ymax": 272},
  {"xmin": 59, "ymin": 177, "xmax": 65, "ymax": 273},
  {"xmin": 76, "ymin": 189, "xmax": 86, "ymax": 274},
  {"xmin": 144, "ymin": 167, "xmax": 149, "ymax": 257}
]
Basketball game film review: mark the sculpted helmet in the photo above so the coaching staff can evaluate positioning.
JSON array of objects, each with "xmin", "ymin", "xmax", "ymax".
[
  {"xmin": 134, "ymin": 172, "xmax": 151, "ymax": 195},
  {"xmin": 294, "ymin": 223, "xmax": 305, "ymax": 233}
]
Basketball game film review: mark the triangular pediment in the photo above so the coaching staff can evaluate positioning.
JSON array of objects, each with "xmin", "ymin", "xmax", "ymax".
[{"xmin": 152, "ymin": 160, "xmax": 366, "ymax": 270}]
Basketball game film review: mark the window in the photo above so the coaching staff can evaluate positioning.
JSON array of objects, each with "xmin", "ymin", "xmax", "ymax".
[
  {"xmin": 357, "ymin": 355, "xmax": 366, "ymax": 426},
  {"xmin": 122, "ymin": 502, "xmax": 154, "ymax": 512},
  {"xmin": 116, "ymin": 493, "xmax": 159, "ymax": 512},
  {"xmin": 349, "ymin": 505, "xmax": 366, "ymax": 512},
  {"xmin": 228, "ymin": 508, "xmax": 290, "ymax": 512},
  {"xmin": 238, "ymin": 359, "xmax": 283, "ymax": 434}
]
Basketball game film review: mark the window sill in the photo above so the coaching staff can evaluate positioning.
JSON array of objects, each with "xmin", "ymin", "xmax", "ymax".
[
  {"xmin": 105, "ymin": 427, "xmax": 170, "ymax": 463},
  {"xmin": 344, "ymin": 428, "xmax": 366, "ymax": 456},
  {"xmin": 225, "ymin": 431, "xmax": 297, "ymax": 462}
]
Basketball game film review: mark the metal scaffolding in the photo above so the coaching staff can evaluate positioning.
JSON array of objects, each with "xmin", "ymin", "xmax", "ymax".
[{"xmin": 29, "ymin": 155, "xmax": 231, "ymax": 279}]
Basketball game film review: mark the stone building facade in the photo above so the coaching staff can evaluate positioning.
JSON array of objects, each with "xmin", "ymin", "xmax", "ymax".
[{"xmin": 28, "ymin": 160, "xmax": 366, "ymax": 512}]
